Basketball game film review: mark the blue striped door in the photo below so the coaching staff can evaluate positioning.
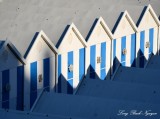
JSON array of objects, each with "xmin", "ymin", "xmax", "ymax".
[
  {"xmin": 149, "ymin": 28, "xmax": 154, "ymax": 57},
  {"xmin": 90, "ymin": 45, "xmax": 96, "ymax": 79},
  {"xmin": 140, "ymin": 30, "xmax": 145, "ymax": 68},
  {"xmin": 67, "ymin": 51, "xmax": 73, "ymax": 94},
  {"xmin": 100, "ymin": 42, "xmax": 106, "ymax": 80},
  {"xmin": 121, "ymin": 36, "xmax": 126, "ymax": 66},
  {"xmin": 2, "ymin": 70, "xmax": 9, "ymax": 109},
  {"xmin": 79, "ymin": 48, "xmax": 85, "ymax": 81},
  {"xmin": 43, "ymin": 58, "xmax": 50, "ymax": 92},
  {"xmin": 131, "ymin": 33, "xmax": 136, "ymax": 67},
  {"xmin": 58, "ymin": 55, "xmax": 62, "ymax": 93},
  {"xmin": 30, "ymin": 62, "xmax": 37, "ymax": 108},
  {"xmin": 17, "ymin": 66, "xmax": 24, "ymax": 110}
]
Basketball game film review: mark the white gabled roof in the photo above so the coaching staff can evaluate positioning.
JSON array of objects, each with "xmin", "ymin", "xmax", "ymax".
[
  {"xmin": 24, "ymin": 30, "xmax": 58, "ymax": 59},
  {"xmin": 113, "ymin": 10, "xmax": 138, "ymax": 35},
  {"xmin": 137, "ymin": 4, "xmax": 160, "ymax": 28},
  {"xmin": 0, "ymin": 1, "xmax": 160, "ymax": 56},
  {"xmin": 56, "ymin": 23, "xmax": 87, "ymax": 49},
  {"xmin": 86, "ymin": 16, "xmax": 114, "ymax": 42},
  {"xmin": 0, "ymin": 40, "xmax": 25, "ymax": 64}
]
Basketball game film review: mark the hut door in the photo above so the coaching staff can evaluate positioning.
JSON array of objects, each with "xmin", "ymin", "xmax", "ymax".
[
  {"xmin": 67, "ymin": 51, "xmax": 73, "ymax": 94},
  {"xmin": 121, "ymin": 36, "xmax": 127, "ymax": 66},
  {"xmin": 100, "ymin": 42, "xmax": 107, "ymax": 80},
  {"xmin": 139, "ymin": 28, "xmax": 154, "ymax": 68},
  {"xmin": 121, "ymin": 34, "xmax": 136, "ymax": 67},
  {"xmin": 71, "ymin": 48, "xmax": 85, "ymax": 93},
  {"xmin": 90, "ymin": 41, "xmax": 111, "ymax": 80}
]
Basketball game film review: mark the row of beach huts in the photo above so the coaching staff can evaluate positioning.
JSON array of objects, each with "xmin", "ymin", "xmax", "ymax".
[{"xmin": 0, "ymin": 4, "xmax": 160, "ymax": 111}]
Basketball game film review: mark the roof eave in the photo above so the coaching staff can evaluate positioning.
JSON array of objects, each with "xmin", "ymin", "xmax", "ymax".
[
  {"xmin": 87, "ymin": 17, "xmax": 114, "ymax": 42},
  {"xmin": 57, "ymin": 23, "xmax": 87, "ymax": 49},
  {"xmin": 8, "ymin": 41, "xmax": 26, "ymax": 64},
  {"xmin": 138, "ymin": 4, "xmax": 160, "ymax": 28},
  {"xmin": 113, "ymin": 11, "xmax": 138, "ymax": 36},
  {"xmin": 148, "ymin": 4, "xmax": 160, "ymax": 26},
  {"xmin": 99, "ymin": 17, "xmax": 114, "ymax": 40},
  {"xmin": 0, "ymin": 40, "xmax": 26, "ymax": 64},
  {"xmin": 40, "ymin": 30, "xmax": 58, "ymax": 54},
  {"xmin": 24, "ymin": 30, "xmax": 58, "ymax": 60}
]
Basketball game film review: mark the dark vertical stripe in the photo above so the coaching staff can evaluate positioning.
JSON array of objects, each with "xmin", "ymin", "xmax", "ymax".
[
  {"xmin": 17, "ymin": 66, "xmax": 24, "ymax": 111},
  {"xmin": 43, "ymin": 58, "xmax": 50, "ymax": 92},
  {"xmin": 113, "ymin": 39, "xmax": 116, "ymax": 73},
  {"xmin": 90, "ymin": 45, "xmax": 96, "ymax": 78},
  {"xmin": 2, "ymin": 70, "xmax": 9, "ymax": 109},
  {"xmin": 101, "ymin": 42, "xmax": 106, "ymax": 80},
  {"xmin": 30, "ymin": 62, "xmax": 37, "ymax": 109},
  {"xmin": 149, "ymin": 28, "xmax": 154, "ymax": 56},
  {"xmin": 67, "ymin": 51, "xmax": 73, "ymax": 94},
  {"xmin": 58, "ymin": 55, "xmax": 61, "ymax": 93},
  {"xmin": 79, "ymin": 48, "xmax": 85, "ymax": 81},
  {"xmin": 140, "ymin": 30, "xmax": 145, "ymax": 68},
  {"xmin": 121, "ymin": 36, "xmax": 126, "ymax": 66},
  {"xmin": 131, "ymin": 33, "xmax": 136, "ymax": 67}
]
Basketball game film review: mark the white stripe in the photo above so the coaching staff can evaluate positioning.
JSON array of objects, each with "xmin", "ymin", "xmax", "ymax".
[
  {"xmin": 0, "ymin": 71, "xmax": 2, "ymax": 108},
  {"xmin": 37, "ymin": 60, "xmax": 43, "ymax": 96},
  {"xmin": 111, "ymin": 40, "xmax": 114, "ymax": 75},
  {"xmin": 116, "ymin": 38, "xmax": 121, "ymax": 65},
  {"xmin": 50, "ymin": 56, "xmax": 56, "ymax": 92},
  {"xmin": 9, "ymin": 68, "xmax": 17, "ymax": 110},
  {"xmin": 158, "ymin": 27, "xmax": 160, "ymax": 55},
  {"xmin": 24, "ymin": 64, "xmax": 30, "ymax": 111},
  {"xmin": 61, "ymin": 53, "xmax": 67, "ymax": 94},
  {"xmin": 96, "ymin": 44, "xmax": 101, "ymax": 79},
  {"xmin": 106, "ymin": 41, "xmax": 111, "ymax": 79},
  {"xmin": 126, "ymin": 35, "xmax": 131, "ymax": 66},
  {"xmin": 144, "ymin": 29, "xmax": 149, "ymax": 60},
  {"xmin": 73, "ymin": 50, "xmax": 79, "ymax": 90},
  {"xmin": 136, "ymin": 32, "xmax": 140, "ymax": 67},
  {"xmin": 86, "ymin": 47, "xmax": 90, "ymax": 79},
  {"xmin": 153, "ymin": 27, "xmax": 158, "ymax": 54}
]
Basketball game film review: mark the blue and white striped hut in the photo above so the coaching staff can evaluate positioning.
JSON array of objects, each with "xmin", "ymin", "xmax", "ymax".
[
  {"xmin": 57, "ymin": 23, "xmax": 87, "ymax": 94},
  {"xmin": 112, "ymin": 11, "xmax": 138, "ymax": 74},
  {"xmin": 86, "ymin": 17, "xmax": 113, "ymax": 80},
  {"xmin": 0, "ymin": 40, "xmax": 25, "ymax": 71},
  {"xmin": 0, "ymin": 40, "xmax": 25, "ymax": 110},
  {"xmin": 23, "ymin": 30, "xmax": 58, "ymax": 110},
  {"xmin": 136, "ymin": 5, "xmax": 160, "ymax": 68}
]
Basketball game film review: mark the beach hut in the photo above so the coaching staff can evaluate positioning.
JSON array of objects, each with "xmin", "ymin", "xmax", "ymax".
[
  {"xmin": 23, "ymin": 30, "xmax": 58, "ymax": 110},
  {"xmin": 0, "ymin": 40, "xmax": 25, "ymax": 71},
  {"xmin": 0, "ymin": 40, "xmax": 25, "ymax": 110},
  {"xmin": 112, "ymin": 11, "xmax": 138, "ymax": 74},
  {"xmin": 137, "ymin": 4, "xmax": 160, "ymax": 68},
  {"xmin": 86, "ymin": 17, "xmax": 113, "ymax": 80},
  {"xmin": 57, "ymin": 23, "xmax": 87, "ymax": 94}
]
